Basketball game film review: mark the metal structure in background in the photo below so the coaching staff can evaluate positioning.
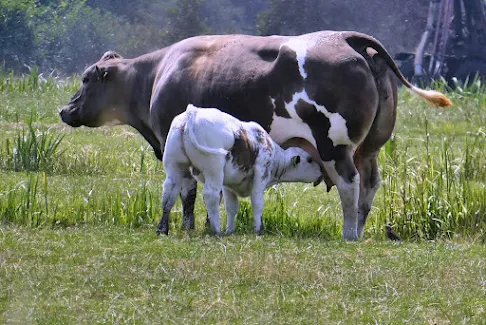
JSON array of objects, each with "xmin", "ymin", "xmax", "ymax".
[{"xmin": 394, "ymin": 0, "xmax": 486, "ymax": 85}]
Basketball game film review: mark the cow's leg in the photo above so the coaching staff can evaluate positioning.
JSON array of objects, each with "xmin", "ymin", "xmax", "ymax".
[
  {"xmin": 223, "ymin": 188, "xmax": 239, "ymax": 234},
  {"xmin": 322, "ymin": 149, "xmax": 360, "ymax": 241},
  {"xmin": 180, "ymin": 175, "xmax": 197, "ymax": 230},
  {"xmin": 157, "ymin": 168, "xmax": 184, "ymax": 235},
  {"xmin": 355, "ymin": 151, "xmax": 381, "ymax": 237}
]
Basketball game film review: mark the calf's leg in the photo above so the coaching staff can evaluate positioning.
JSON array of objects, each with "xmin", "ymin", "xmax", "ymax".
[
  {"xmin": 223, "ymin": 188, "xmax": 239, "ymax": 234},
  {"xmin": 201, "ymin": 161, "xmax": 225, "ymax": 234},
  {"xmin": 180, "ymin": 175, "xmax": 197, "ymax": 230},
  {"xmin": 250, "ymin": 185, "xmax": 266, "ymax": 234},
  {"xmin": 157, "ymin": 168, "xmax": 184, "ymax": 235}
]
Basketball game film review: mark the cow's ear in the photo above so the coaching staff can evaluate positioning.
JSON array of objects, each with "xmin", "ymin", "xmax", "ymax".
[
  {"xmin": 100, "ymin": 51, "xmax": 121, "ymax": 61},
  {"xmin": 95, "ymin": 66, "xmax": 108, "ymax": 82},
  {"xmin": 291, "ymin": 155, "xmax": 301, "ymax": 167}
]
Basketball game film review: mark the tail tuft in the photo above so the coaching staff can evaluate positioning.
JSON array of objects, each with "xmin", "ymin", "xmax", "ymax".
[{"xmin": 410, "ymin": 86, "xmax": 453, "ymax": 107}]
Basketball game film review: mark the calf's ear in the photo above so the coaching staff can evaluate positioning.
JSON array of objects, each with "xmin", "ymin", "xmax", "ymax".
[{"xmin": 291, "ymin": 155, "xmax": 301, "ymax": 167}]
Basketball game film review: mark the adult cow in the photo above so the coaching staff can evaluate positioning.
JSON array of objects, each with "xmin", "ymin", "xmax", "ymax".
[{"xmin": 60, "ymin": 31, "xmax": 452, "ymax": 240}]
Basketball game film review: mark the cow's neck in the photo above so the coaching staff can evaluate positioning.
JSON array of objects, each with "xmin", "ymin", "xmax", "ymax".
[{"xmin": 125, "ymin": 50, "xmax": 168, "ymax": 160}]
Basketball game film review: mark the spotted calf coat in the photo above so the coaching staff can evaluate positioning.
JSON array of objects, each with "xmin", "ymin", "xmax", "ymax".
[{"xmin": 158, "ymin": 105, "xmax": 322, "ymax": 234}]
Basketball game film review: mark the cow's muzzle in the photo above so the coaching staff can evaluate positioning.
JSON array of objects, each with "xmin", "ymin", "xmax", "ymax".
[
  {"xmin": 313, "ymin": 175, "xmax": 323, "ymax": 187},
  {"xmin": 59, "ymin": 106, "xmax": 82, "ymax": 127}
]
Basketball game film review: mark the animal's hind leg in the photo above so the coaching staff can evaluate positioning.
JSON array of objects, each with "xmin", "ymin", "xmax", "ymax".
[
  {"xmin": 180, "ymin": 175, "xmax": 197, "ymax": 230},
  {"xmin": 223, "ymin": 188, "xmax": 239, "ymax": 234},
  {"xmin": 355, "ymin": 151, "xmax": 381, "ymax": 237},
  {"xmin": 322, "ymin": 148, "xmax": 360, "ymax": 241},
  {"xmin": 201, "ymin": 159, "xmax": 226, "ymax": 234},
  {"xmin": 157, "ymin": 168, "xmax": 184, "ymax": 235}
]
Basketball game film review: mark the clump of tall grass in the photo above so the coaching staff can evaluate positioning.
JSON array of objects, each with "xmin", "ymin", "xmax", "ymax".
[
  {"xmin": 371, "ymin": 121, "xmax": 486, "ymax": 240},
  {"xmin": 0, "ymin": 65, "xmax": 80, "ymax": 93},
  {"xmin": 0, "ymin": 121, "xmax": 64, "ymax": 172}
]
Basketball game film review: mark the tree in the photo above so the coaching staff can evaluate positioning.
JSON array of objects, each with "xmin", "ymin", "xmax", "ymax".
[
  {"xmin": 165, "ymin": 0, "xmax": 209, "ymax": 44},
  {"xmin": 0, "ymin": 1, "xmax": 36, "ymax": 72}
]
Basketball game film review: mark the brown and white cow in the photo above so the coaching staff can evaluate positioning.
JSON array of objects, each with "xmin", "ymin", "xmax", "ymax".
[
  {"xmin": 60, "ymin": 31, "xmax": 452, "ymax": 240},
  {"xmin": 160, "ymin": 104, "xmax": 323, "ymax": 235}
]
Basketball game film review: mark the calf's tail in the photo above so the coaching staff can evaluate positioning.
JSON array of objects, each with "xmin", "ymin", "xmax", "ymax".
[
  {"xmin": 343, "ymin": 31, "xmax": 452, "ymax": 107},
  {"xmin": 186, "ymin": 105, "xmax": 229, "ymax": 156}
]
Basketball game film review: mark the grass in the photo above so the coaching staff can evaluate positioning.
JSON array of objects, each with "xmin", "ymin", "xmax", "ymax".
[
  {"xmin": 0, "ymin": 71, "xmax": 485, "ymax": 240},
  {"xmin": 0, "ymin": 70, "xmax": 486, "ymax": 323},
  {"xmin": 1, "ymin": 225, "xmax": 486, "ymax": 324}
]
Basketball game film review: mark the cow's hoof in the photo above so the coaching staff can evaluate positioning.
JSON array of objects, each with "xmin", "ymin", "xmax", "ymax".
[
  {"xmin": 255, "ymin": 226, "xmax": 264, "ymax": 236},
  {"xmin": 156, "ymin": 227, "xmax": 169, "ymax": 236},
  {"xmin": 181, "ymin": 218, "xmax": 195, "ymax": 231}
]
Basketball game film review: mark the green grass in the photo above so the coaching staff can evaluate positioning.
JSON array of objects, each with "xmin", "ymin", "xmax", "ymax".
[
  {"xmin": 1, "ymin": 71, "xmax": 486, "ymax": 323},
  {"xmin": 1, "ymin": 72, "xmax": 485, "ymax": 240},
  {"xmin": 1, "ymin": 225, "xmax": 485, "ymax": 324}
]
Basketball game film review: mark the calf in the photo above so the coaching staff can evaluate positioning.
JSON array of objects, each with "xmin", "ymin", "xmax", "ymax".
[{"xmin": 157, "ymin": 105, "xmax": 323, "ymax": 234}]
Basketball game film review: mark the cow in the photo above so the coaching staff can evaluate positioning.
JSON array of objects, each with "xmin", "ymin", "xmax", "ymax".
[
  {"xmin": 60, "ymin": 31, "xmax": 452, "ymax": 240},
  {"xmin": 160, "ymin": 104, "xmax": 323, "ymax": 234}
]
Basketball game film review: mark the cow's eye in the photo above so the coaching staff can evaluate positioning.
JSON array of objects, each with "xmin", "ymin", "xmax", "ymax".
[
  {"xmin": 82, "ymin": 77, "xmax": 89, "ymax": 83},
  {"xmin": 307, "ymin": 157, "xmax": 313, "ymax": 163}
]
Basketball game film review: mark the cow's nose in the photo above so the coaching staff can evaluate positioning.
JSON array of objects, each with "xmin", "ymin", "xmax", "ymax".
[
  {"xmin": 59, "ymin": 107, "xmax": 69, "ymax": 121},
  {"xmin": 59, "ymin": 106, "xmax": 82, "ymax": 127}
]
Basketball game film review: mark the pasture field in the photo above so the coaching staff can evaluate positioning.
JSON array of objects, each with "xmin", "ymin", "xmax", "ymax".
[{"xmin": 0, "ymin": 71, "xmax": 486, "ymax": 323}]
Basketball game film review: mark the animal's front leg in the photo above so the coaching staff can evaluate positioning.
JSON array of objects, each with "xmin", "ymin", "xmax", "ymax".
[{"xmin": 180, "ymin": 176, "xmax": 197, "ymax": 230}]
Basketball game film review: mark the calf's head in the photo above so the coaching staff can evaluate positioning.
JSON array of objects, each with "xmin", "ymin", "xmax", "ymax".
[
  {"xmin": 278, "ymin": 147, "xmax": 323, "ymax": 186},
  {"xmin": 60, "ymin": 51, "xmax": 124, "ymax": 127}
]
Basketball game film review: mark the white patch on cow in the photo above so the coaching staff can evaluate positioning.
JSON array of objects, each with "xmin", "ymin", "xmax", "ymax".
[
  {"xmin": 269, "ymin": 114, "xmax": 317, "ymax": 148},
  {"xmin": 105, "ymin": 118, "xmax": 122, "ymax": 126},
  {"xmin": 280, "ymin": 39, "xmax": 309, "ymax": 79},
  {"xmin": 322, "ymin": 160, "xmax": 360, "ymax": 241},
  {"xmin": 285, "ymin": 90, "xmax": 353, "ymax": 147}
]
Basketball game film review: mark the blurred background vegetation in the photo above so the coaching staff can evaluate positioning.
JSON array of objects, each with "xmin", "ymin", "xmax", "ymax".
[{"xmin": 1, "ymin": 0, "xmax": 430, "ymax": 75}]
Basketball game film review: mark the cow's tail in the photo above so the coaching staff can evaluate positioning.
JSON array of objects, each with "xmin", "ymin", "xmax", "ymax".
[
  {"xmin": 186, "ymin": 105, "xmax": 229, "ymax": 156},
  {"xmin": 343, "ymin": 31, "xmax": 452, "ymax": 107}
]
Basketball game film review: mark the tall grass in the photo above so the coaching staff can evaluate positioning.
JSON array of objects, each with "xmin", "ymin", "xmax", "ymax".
[
  {"xmin": 1, "ymin": 120, "xmax": 64, "ymax": 172},
  {"xmin": 0, "ymin": 174, "xmax": 161, "ymax": 228},
  {"xmin": 0, "ymin": 73, "xmax": 485, "ymax": 240}
]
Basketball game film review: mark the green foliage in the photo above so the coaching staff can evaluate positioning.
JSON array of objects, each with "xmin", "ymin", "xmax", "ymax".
[
  {"xmin": 4, "ymin": 121, "xmax": 64, "ymax": 172},
  {"xmin": 165, "ymin": 0, "xmax": 209, "ymax": 43},
  {"xmin": 1, "ymin": 75, "xmax": 486, "ymax": 240},
  {"xmin": 257, "ymin": 0, "xmax": 356, "ymax": 36},
  {"xmin": 1, "ymin": 227, "xmax": 486, "ymax": 324},
  {"xmin": 0, "ymin": 0, "xmax": 36, "ymax": 72}
]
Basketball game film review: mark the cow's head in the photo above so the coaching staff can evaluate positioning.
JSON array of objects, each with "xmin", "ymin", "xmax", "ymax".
[
  {"xmin": 278, "ymin": 147, "xmax": 323, "ymax": 187},
  {"xmin": 60, "ymin": 51, "xmax": 124, "ymax": 128}
]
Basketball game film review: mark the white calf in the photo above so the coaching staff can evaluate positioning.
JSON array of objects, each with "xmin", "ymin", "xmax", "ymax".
[{"xmin": 158, "ymin": 104, "xmax": 323, "ymax": 234}]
